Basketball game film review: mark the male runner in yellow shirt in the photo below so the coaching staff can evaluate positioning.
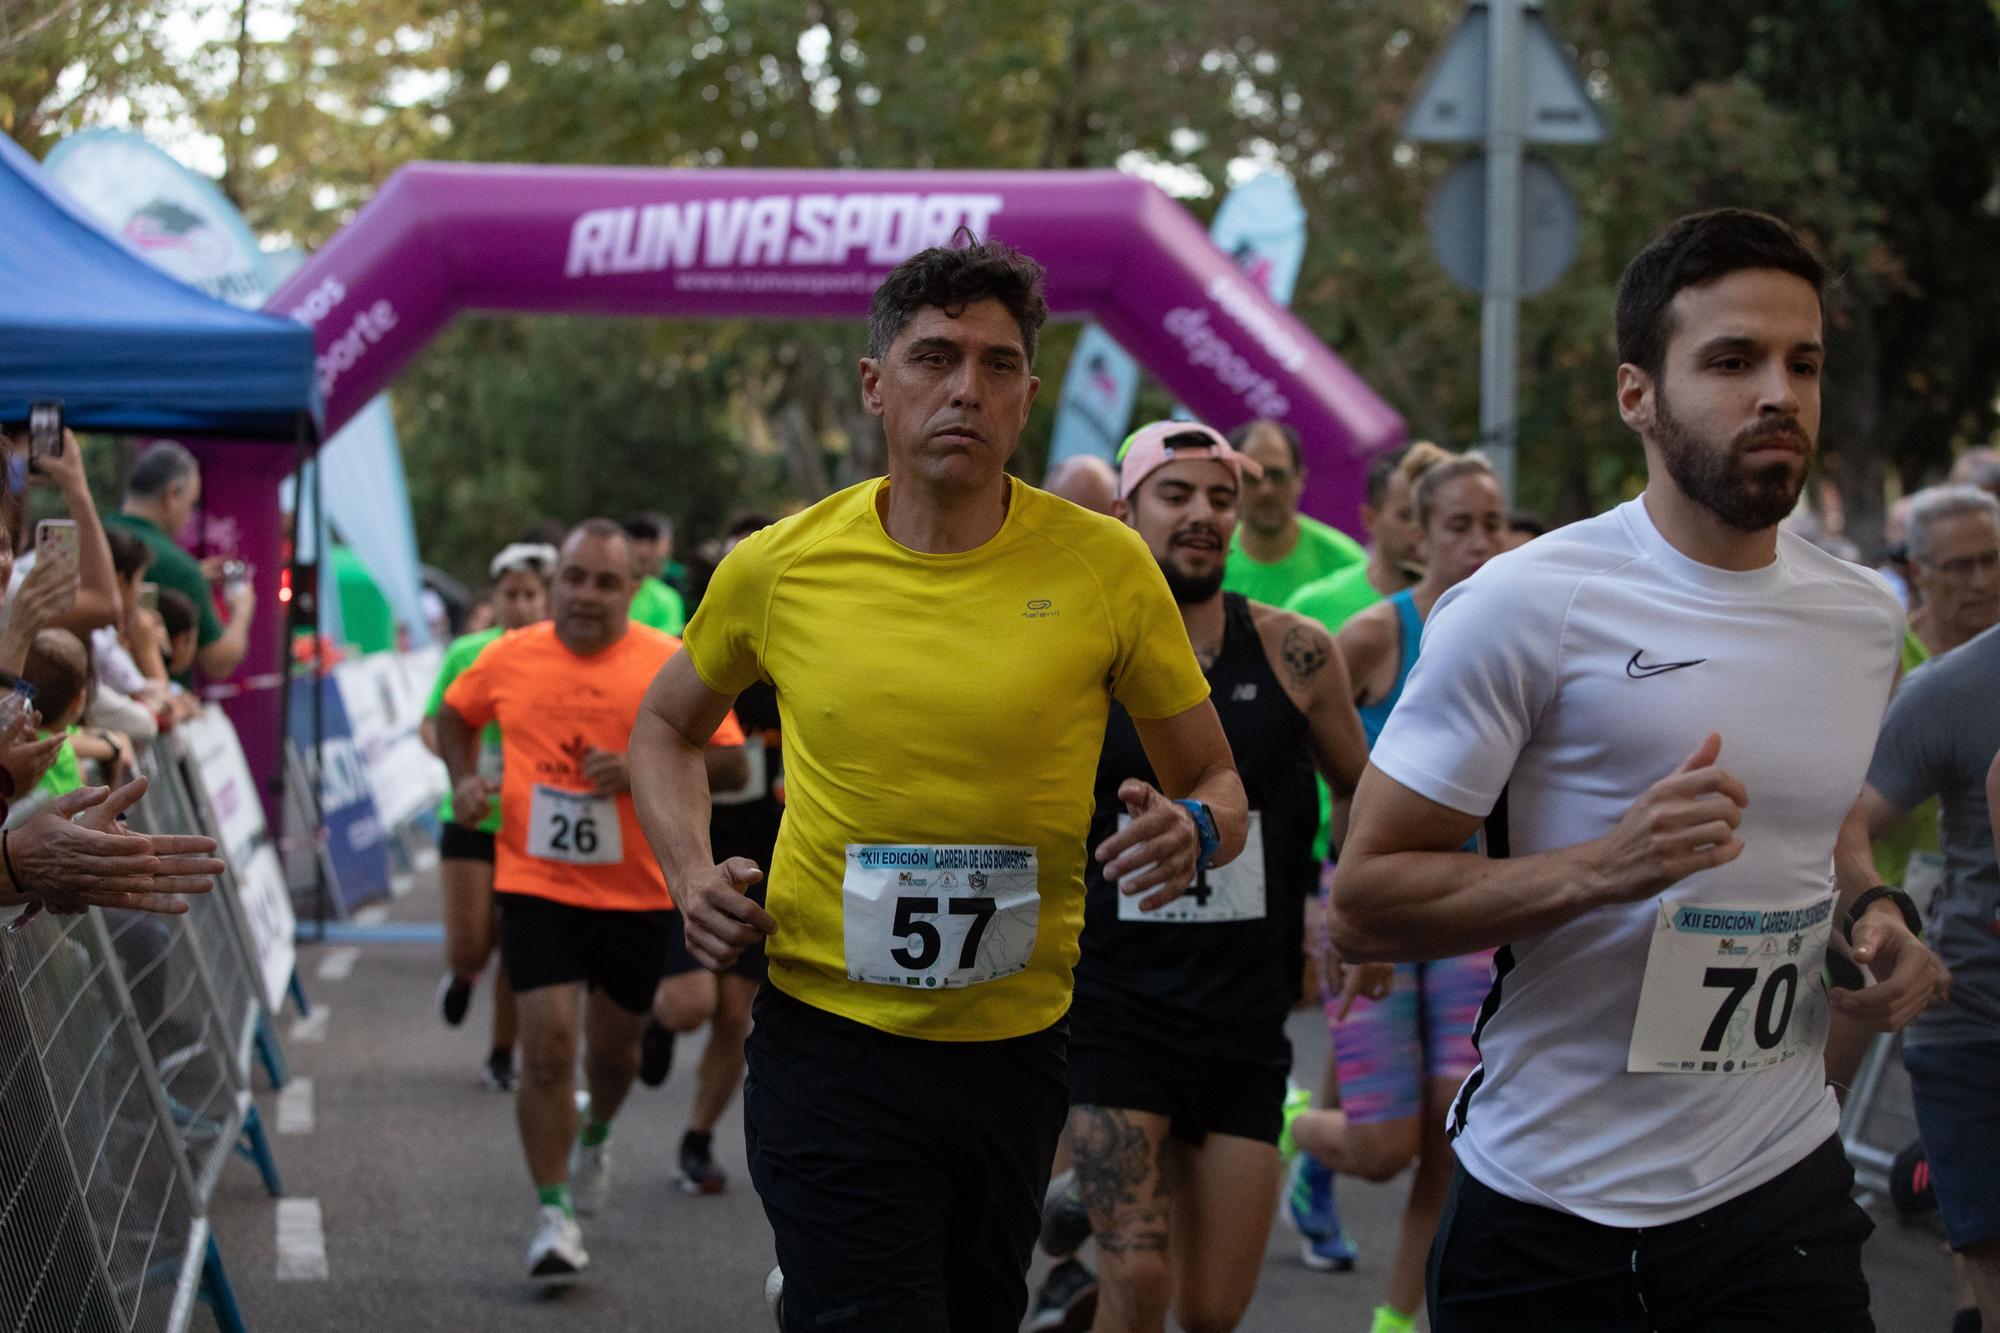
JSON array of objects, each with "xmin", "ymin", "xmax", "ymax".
[{"xmin": 630, "ymin": 240, "xmax": 1248, "ymax": 1333}]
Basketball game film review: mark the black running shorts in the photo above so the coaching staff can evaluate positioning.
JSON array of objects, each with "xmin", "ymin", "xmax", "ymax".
[
  {"xmin": 744, "ymin": 985, "xmax": 1067, "ymax": 1333},
  {"xmin": 1427, "ymin": 1135, "xmax": 1874, "ymax": 1332},
  {"xmin": 493, "ymin": 891, "xmax": 669, "ymax": 1014},
  {"xmin": 1065, "ymin": 1018, "xmax": 1289, "ymax": 1145},
  {"xmin": 438, "ymin": 823, "xmax": 496, "ymax": 864}
]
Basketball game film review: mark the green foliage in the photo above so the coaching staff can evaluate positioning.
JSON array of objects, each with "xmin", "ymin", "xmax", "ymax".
[{"xmin": 9, "ymin": 0, "xmax": 1999, "ymax": 580}]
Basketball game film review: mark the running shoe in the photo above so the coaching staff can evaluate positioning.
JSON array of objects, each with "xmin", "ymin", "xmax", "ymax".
[
  {"xmin": 526, "ymin": 1204, "xmax": 587, "ymax": 1282},
  {"xmin": 676, "ymin": 1129, "xmax": 727, "ymax": 1195},
  {"xmin": 1286, "ymin": 1154, "xmax": 1337, "ymax": 1241},
  {"xmin": 438, "ymin": 973, "xmax": 473, "ymax": 1027},
  {"xmin": 570, "ymin": 1138, "xmax": 611, "ymax": 1217},
  {"xmin": 764, "ymin": 1265, "xmax": 785, "ymax": 1330},
  {"xmin": 1038, "ymin": 1169, "xmax": 1092, "ymax": 1257},
  {"xmin": 481, "ymin": 1049, "xmax": 515, "ymax": 1093},
  {"xmin": 1301, "ymin": 1228, "xmax": 1360, "ymax": 1273},
  {"xmin": 1027, "ymin": 1257, "xmax": 1098, "ymax": 1332},
  {"xmin": 639, "ymin": 1019, "xmax": 675, "ymax": 1088},
  {"xmin": 1889, "ymin": 1139, "xmax": 1936, "ymax": 1218}
]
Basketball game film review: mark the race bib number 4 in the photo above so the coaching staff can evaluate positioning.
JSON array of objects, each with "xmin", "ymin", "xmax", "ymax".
[
  {"xmin": 843, "ymin": 845, "xmax": 1039, "ymax": 989},
  {"xmin": 1115, "ymin": 811, "xmax": 1265, "ymax": 924},
  {"xmin": 527, "ymin": 785, "xmax": 622, "ymax": 866},
  {"xmin": 1627, "ymin": 892, "xmax": 1834, "ymax": 1075}
]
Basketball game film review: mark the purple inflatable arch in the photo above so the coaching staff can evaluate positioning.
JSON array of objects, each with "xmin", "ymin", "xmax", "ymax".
[
  {"xmin": 266, "ymin": 164, "xmax": 1403, "ymax": 523},
  {"xmin": 219, "ymin": 167, "xmax": 1404, "ymax": 804}
]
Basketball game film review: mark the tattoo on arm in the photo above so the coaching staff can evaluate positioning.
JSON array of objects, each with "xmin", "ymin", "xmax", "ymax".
[
  {"xmin": 1067, "ymin": 1105, "xmax": 1171, "ymax": 1254},
  {"xmin": 1280, "ymin": 625, "xmax": 1333, "ymax": 690}
]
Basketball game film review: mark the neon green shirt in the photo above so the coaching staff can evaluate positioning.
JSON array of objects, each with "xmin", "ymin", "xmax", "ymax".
[
  {"xmin": 31, "ymin": 727, "xmax": 82, "ymax": 800},
  {"xmin": 1874, "ymin": 626, "xmax": 1941, "ymax": 889},
  {"xmin": 629, "ymin": 575, "xmax": 687, "ymax": 635},
  {"xmin": 427, "ymin": 628, "xmax": 505, "ymax": 832},
  {"xmin": 1223, "ymin": 515, "xmax": 1366, "ymax": 609}
]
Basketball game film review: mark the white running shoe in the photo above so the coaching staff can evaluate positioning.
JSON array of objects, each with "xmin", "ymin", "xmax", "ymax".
[
  {"xmin": 764, "ymin": 1266, "xmax": 785, "ymax": 1329},
  {"xmin": 570, "ymin": 1138, "xmax": 611, "ymax": 1216},
  {"xmin": 526, "ymin": 1205, "xmax": 587, "ymax": 1283}
]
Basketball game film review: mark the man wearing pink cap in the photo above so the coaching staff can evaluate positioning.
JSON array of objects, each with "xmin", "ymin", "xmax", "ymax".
[{"xmin": 1030, "ymin": 421, "xmax": 1370, "ymax": 1333}]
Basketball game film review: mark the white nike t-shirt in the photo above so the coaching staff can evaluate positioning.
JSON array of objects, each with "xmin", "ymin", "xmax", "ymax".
[{"xmin": 1372, "ymin": 496, "xmax": 1902, "ymax": 1227}]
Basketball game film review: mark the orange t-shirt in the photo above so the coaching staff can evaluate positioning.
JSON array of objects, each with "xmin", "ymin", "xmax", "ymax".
[{"xmin": 443, "ymin": 622, "xmax": 743, "ymax": 911}]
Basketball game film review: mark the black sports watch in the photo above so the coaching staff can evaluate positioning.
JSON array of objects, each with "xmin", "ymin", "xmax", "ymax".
[
  {"xmin": 1172, "ymin": 799, "xmax": 1221, "ymax": 870},
  {"xmin": 1844, "ymin": 885, "xmax": 1922, "ymax": 944}
]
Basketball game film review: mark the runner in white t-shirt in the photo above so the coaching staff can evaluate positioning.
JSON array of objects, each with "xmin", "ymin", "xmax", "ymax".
[{"xmin": 1328, "ymin": 209, "xmax": 1948, "ymax": 1332}]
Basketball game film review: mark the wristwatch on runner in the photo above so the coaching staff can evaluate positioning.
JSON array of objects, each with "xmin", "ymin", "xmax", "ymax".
[
  {"xmin": 1843, "ymin": 885, "xmax": 1922, "ymax": 944},
  {"xmin": 1173, "ymin": 798, "xmax": 1221, "ymax": 870}
]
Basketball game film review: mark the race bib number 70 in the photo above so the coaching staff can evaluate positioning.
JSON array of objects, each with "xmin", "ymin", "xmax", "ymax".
[
  {"xmin": 1627, "ymin": 891, "xmax": 1834, "ymax": 1075},
  {"xmin": 843, "ymin": 845, "xmax": 1039, "ymax": 989}
]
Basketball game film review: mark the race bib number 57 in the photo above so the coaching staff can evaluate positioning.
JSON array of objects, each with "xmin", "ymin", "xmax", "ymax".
[
  {"xmin": 1627, "ymin": 892, "xmax": 1834, "ymax": 1075},
  {"xmin": 843, "ymin": 845, "xmax": 1039, "ymax": 989}
]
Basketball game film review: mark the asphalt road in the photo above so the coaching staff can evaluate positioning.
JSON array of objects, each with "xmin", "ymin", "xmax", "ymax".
[{"xmin": 203, "ymin": 874, "xmax": 1956, "ymax": 1331}]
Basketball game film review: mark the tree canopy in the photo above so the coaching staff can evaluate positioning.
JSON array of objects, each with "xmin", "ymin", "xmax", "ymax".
[{"xmin": 8, "ymin": 0, "xmax": 1996, "ymax": 581}]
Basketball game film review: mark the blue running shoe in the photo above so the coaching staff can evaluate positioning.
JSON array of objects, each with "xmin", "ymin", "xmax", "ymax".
[
  {"xmin": 1286, "ymin": 1154, "xmax": 1336, "ymax": 1241},
  {"xmin": 1301, "ymin": 1227, "xmax": 1359, "ymax": 1273}
]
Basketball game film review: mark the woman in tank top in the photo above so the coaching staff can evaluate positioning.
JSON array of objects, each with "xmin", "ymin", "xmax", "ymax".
[{"xmin": 1294, "ymin": 445, "xmax": 1508, "ymax": 1333}]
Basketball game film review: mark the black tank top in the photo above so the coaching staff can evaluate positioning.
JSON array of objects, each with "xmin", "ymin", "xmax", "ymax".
[{"xmin": 1073, "ymin": 593, "xmax": 1314, "ymax": 1053}]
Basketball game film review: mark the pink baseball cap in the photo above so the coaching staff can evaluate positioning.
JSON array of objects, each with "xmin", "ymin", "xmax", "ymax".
[{"xmin": 1115, "ymin": 420, "xmax": 1265, "ymax": 498}]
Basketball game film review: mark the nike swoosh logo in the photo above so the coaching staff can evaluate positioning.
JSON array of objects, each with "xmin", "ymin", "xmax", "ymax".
[{"xmin": 1627, "ymin": 650, "xmax": 1707, "ymax": 679}]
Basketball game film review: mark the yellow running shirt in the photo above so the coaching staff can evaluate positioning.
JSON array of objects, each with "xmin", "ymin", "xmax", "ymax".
[{"xmin": 683, "ymin": 476, "xmax": 1210, "ymax": 1041}]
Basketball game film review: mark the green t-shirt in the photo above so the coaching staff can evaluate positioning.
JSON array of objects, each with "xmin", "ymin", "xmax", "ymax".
[
  {"xmin": 1285, "ymin": 562, "xmax": 1392, "ymax": 861},
  {"xmin": 104, "ymin": 512, "xmax": 222, "ymax": 647},
  {"xmin": 1874, "ymin": 626, "xmax": 1942, "ymax": 889},
  {"xmin": 31, "ymin": 727, "xmax": 82, "ymax": 800},
  {"xmin": 1223, "ymin": 514, "xmax": 1366, "ymax": 608},
  {"xmin": 329, "ymin": 545, "xmax": 397, "ymax": 655},
  {"xmin": 426, "ymin": 627, "xmax": 505, "ymax": 832},
  {"xmin": 629, "ymin": 575, "xmax": 687, "ymax": 636}
]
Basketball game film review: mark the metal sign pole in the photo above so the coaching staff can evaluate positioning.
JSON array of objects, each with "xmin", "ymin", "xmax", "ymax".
[{"xmin": 1481, "ymin": 0, "xmax": 1526, "ymax": 503}]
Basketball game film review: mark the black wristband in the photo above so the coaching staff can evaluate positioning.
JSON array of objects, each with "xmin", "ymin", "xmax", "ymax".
[{"xmin": 1844, "ymin": 885, "xmax": 1922, "ymax": 944}]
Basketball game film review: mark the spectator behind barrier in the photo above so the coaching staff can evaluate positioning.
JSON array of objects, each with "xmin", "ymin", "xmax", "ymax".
[
  {"xmin": 22, "ymin": 629, "xmax": 136, "ymax": 796},
  {"xmin": 103, "ymin": 442, "xmax": 255, "ymax": 683},
  {"xmin": 152, "ymin": 588, "xmax": 202, "ymax": 724},
  {"xmin": 0, "ymin": 771, "xmax": 224, "ymax": 920},
  {"xmin": 1, "ymin": 427, "xmax": 122, "ymax": 637}
]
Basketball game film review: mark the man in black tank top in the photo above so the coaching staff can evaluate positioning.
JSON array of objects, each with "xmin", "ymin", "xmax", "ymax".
[{"xmin": 1033, "ymin": 422, "xmax": 1369, "ymax": 1333}]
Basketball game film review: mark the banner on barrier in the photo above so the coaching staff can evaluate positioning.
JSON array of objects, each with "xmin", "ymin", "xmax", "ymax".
[
  {"xmin": 285, "ymin": 674, "xmax": 396, "ymax": 914},
  {"xmin": 335, "ymin": 653, "xmax": 447, "ymax": 829},
  {"xmin": 176, "ymin": 710, "xmax": 298, "ymax": 1012}
]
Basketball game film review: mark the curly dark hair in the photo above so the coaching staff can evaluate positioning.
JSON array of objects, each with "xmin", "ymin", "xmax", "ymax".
[
  {"xmin": 866, "ymin": 234, "xmax": 1049, "ymax": 364},
  {"xmin": 1615, "ymin": 209, "xmax": 1825, "ymax": 379}
]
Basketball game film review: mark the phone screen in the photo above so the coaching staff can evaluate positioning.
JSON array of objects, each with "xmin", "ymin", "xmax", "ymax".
[{"xmin": 35, "ymin": 519, "xmax": 78, "ymax": 575}]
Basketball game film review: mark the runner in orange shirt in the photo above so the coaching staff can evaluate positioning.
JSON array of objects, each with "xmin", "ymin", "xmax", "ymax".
[{"xmin": 437, "ymin": 518, "xmax": 746, "ymax": 1284}]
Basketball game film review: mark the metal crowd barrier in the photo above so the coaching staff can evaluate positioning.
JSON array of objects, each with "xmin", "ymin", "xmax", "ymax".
[{"xmin": 0, "ymin": 717, "xmax": 290, "ymax": 1332}]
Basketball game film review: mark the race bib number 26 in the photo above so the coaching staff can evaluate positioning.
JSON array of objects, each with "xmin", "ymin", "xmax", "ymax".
[
  {"xmin": 527, "ymin": 785, "xmax": 622, "ymax": 866},
  {"xmin": 1627, "ymin": 892, "xmax": 1834, "ymax": 1075},
  {"xmin": 843, "ymin": 845, "xmax": 1039, "ymax": 989}
]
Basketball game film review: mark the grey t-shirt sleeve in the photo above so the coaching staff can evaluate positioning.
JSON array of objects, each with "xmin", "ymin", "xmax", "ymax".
[{"xmin": 1865, "ymin": 669, "xmax": 1944, "ymax": 814}]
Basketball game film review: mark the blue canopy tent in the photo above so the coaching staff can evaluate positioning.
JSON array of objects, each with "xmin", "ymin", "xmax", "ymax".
[{"xmin": 0, "ymin": 132, "xmax": 319, "ymax": 438}]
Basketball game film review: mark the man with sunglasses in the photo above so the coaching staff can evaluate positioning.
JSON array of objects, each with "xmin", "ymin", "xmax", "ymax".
[{"xmin": 1222, "ymin": 420, "xmax": 1367, "ymax": 609}]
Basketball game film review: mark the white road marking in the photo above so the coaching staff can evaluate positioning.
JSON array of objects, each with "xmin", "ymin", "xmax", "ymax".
[
  {"xmin": 353, "ymin": 904, "xmax": 390, "ymax": 926},
  {"xmin": 289, "ymin": 1007, "xmax": 331, "ymax": 1043},
  {"xmin": 316, "ymin": 947, "xmax": 359, "ymax": 982},
  {"xmin": 312, "ymin": 940, "xmax": 360, "ymax": 980},
  {"xmin": 277, "ymin": 1076, "xmax": 315, "ymax": 1135},
  {"xmin": 276, "ymin": 1198, "xmax": 329, "ymax": 1281}
]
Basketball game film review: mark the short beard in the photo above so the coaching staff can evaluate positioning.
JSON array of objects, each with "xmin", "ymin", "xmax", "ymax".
[
  {"xmin": 1158, "ymin": 557, "xmax": 1225, "ymax": 606},
  {"xmin": 1655, "ymin": 385, "xmax": 1814, "ymax": 533}
]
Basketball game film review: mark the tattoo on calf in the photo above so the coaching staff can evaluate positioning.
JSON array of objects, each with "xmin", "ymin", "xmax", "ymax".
[
  {"xmin": 1069, "ymin": 1105, "xmax": 1171, "ymax": 1254},
  {"xmin": 1280, "ymin": 626, "xmax": 1332, "ymax": 689}
]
